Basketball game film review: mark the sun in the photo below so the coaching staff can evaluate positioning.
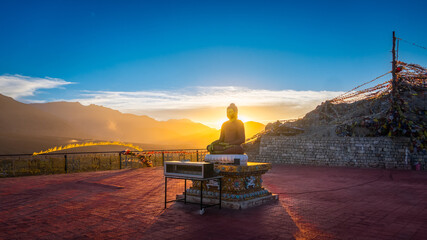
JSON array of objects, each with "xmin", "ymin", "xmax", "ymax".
[
  {"xmin": 239, "ymin": 115, "xmax": 250, "ymax": 122},
  {"xmin": 215, "ymin": 115, "xmax": 251, "ymax": 129}
]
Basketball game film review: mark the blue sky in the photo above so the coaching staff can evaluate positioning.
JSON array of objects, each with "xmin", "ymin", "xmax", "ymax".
[{"xmin": 1, "ymin": 0, "xmax": 426, "ymax": 127}]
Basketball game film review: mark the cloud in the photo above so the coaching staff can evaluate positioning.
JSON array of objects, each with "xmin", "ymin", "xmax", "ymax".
[
  {"xmin": 0, "ymin": 74, "xmax": 73, "ymax": 99},
  {"xmin": 0, "ymin": 73, "xmax": 343, "ymax": 126},
  {"xmin": 69, "ymin": 86, "xmax": 344, "ymax": 127},
  {"xmin": 73, "ymin": 86, "xmax": 343, "ymax": 110}
]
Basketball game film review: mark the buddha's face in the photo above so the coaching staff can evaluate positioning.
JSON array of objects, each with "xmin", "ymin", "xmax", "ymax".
[{"xmin": 227, "ymin": 108, "xmax": 237, "ymax": 120}]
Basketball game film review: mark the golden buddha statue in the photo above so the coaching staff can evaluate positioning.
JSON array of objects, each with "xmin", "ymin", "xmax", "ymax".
[{"xmin": 207, "ymin": 103, "xmax": 245, "ymax": 154}]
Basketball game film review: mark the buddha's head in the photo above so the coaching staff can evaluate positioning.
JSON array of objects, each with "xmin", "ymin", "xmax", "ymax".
[{"xmin": 227, "ymin": 103, "xmax": 238, "ymax": 121}]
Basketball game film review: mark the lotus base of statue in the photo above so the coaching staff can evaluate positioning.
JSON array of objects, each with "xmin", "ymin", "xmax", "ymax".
[{"xmin": 179, "ymin": 160, "xmax": 278, "ymax": 210}]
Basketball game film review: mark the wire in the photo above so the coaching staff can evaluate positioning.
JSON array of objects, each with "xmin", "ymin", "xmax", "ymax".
[
  {"xmin": 331, "ymin": 71, "xmax": 391, "ymax": 103},
  {"xmin": 397, "ymin": 37, "xmax": 427, "ymax": 51}
]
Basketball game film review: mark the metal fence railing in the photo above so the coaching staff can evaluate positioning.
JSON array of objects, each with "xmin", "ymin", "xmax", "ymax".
[{"xmin": 0, "ymin": 149, "xmax": 208, "ymax": 178}]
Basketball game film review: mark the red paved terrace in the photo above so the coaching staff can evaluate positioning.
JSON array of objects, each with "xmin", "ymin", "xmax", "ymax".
[{"xmin": 0, "ymin": 165, "xmax": 426, "ymax": 240}]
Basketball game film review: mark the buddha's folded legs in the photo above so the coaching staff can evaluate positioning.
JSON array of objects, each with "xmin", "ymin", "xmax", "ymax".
[
  {"xmin": 221, "ymin": 145, "xmax": 244, "ymax": 154},
  {"xmin": 207, "ymin": 143, "xmax": 244, "ymax": 154}
]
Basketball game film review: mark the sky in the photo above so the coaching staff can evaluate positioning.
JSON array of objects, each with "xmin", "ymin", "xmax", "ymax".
[{"xmin": 1, "ymin": 0, "xmax": 426, "ymax": 128}]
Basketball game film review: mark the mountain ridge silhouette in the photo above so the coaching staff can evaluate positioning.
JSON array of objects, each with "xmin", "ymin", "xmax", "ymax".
[{"xmin": 0, "ymin": 94, "xmax": 265, "ymax": 154}]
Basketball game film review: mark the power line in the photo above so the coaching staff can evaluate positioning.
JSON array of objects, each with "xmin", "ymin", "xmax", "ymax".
[
  {"xmin": 397, "ymin": 37, "xmax": 427, "ymax": 51},
  {"xmin": 330, "ymin": 71, "xmax": 391, "ymax": 103}
]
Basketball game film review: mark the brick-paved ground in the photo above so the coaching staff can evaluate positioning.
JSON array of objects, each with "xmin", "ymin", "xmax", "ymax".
[{"xmin": 0, "ymin": 165, "xmax": 426, "ymax": 240}]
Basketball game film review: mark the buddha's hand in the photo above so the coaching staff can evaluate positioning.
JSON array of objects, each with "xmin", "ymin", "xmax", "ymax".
[{"xmin": 219, "ymin": 142, "xmax": 233, "ymax": 149}]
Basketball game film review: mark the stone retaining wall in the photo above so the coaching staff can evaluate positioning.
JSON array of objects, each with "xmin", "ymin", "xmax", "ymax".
[{"xmin": 251, "ymin": 136, "xmax": 426, "ymax": 169}]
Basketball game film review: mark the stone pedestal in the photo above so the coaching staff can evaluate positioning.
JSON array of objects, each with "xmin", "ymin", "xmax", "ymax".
[{"xmin": 183, "ymin": 162, "xmax": 278, "ymax": 209}]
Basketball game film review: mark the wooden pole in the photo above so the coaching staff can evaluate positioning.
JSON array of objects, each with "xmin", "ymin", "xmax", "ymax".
[
  {"xmin": 119, "ymin": 152, "xmax": 122, "ymax": 169},
  {"xmin": 392, "ymin": 31, "xmax": 397, "ymax": 97},
  {"xmin": 64, "ymin": 154, "xmax": 68, "ymax": 173},
  {"xmin": 162, "ymin": 151, "xmax": 165, "ymax": 166}
]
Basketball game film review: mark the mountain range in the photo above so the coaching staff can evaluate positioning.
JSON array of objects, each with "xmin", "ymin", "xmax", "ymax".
[{"xmin": 0, "ymin": 94, "xmax": 265, "ymax": 154}]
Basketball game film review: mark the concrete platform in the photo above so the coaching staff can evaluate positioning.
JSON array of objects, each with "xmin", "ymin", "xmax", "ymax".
[
  {"xmin": 177, "ymin": 193, "xmax": 279, "ymax": 210},
  {"xmin": 1, "ymin": 165, "xmax": 426, "ymax": 239}
]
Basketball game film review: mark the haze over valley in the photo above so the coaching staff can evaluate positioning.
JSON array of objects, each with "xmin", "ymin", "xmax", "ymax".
[{"xmin": 0, "ymin": 93, "xmax": 265, "ymax": 154}]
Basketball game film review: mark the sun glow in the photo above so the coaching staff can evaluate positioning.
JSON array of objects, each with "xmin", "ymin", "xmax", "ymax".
[{"xmin": 215, "ymin": 115, "xmax": 251, "ymax": 129}]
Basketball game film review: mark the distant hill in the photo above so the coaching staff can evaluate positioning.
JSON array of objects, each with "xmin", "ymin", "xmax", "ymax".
[
  {"xmin": 0, "ymin": 94, "xmax": 85, "ymax": 154},
  {"xmin": 244, "ymin": 121, "xmax": 265, "ymax": 139},
  {"xmin": 0, "ymin": 94, "xmax": 266, "ymax": 154},
  {"xmin": 0, "ymin": 94, "xmax": 80, "ymax": 138},
  {"xmin": 31, "ymin": 102, "xmax": 175, "ymax": 143},
  {"xmin": 30, "ymin": 101, "xmax": 221, "ymax": 148}
]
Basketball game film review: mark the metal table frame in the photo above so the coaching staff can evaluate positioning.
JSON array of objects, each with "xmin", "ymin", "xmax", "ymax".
[{"xmin": 164, "ymin": 175, "xmax": 222, "ymax": 214}]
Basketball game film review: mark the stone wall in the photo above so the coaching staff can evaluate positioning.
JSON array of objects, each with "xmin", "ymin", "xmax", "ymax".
[{"xmin": 250, "ymin": 136, "xmax": 426, "ymax": 169}]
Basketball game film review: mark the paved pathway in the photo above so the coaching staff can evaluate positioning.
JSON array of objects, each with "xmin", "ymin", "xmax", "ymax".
[{"xmin": 0, "ymin": 165, "xmax": 426, "ymax": 239}]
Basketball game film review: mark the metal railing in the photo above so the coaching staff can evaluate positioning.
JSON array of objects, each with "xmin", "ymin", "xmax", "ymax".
[{"xmin": 0, "ymin": 149, "xmax": 208, "ymax": 178}]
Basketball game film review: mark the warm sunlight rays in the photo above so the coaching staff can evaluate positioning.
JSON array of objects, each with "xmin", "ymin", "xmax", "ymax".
[
  {"xmin": 280, "ymin": 199, "xmax": 333, "ymax": 239},
  {"xmin": 215, "ymin": 115, "xmax": 251, "ymax": 129},
  {"xmin": 68, "ymin": 88, "xmax": 342, "ymax": 128}
]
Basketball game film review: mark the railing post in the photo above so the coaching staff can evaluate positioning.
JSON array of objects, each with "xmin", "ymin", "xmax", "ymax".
[
  {"xmin": 162, "ymin": 151, "xmax": 165, "ymax": 166},
  {"xmin": 13, "ymin": 158, "xmax": 16, "ymax": 177},
  {"xmin": 110, "ymin": 155, "xmax": 112, "ymax": 170},
  {"xmin": 64, "ymin": 154, "xmax": 68, "ymax": 173},
  {"xmin": 196, "ymin": 150, "xmax": 199, "ymax": 162},
  {"xmin": 119, "ymin": 152, "xmax": 122, "ymax": 169},
  {"xmin": 50, "ymin": 156, "xmax": 54, "ymax": 174}
]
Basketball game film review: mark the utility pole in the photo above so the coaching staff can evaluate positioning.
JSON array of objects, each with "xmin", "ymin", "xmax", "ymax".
[{"xmin": 391, "ymin": 31, "xmax": 397, "ymax": 97}]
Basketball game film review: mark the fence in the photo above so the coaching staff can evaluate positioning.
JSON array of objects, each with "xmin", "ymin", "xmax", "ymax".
[{"xmin": 0, "ymin": 149, "xmax": 208, "ymax": 178}]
